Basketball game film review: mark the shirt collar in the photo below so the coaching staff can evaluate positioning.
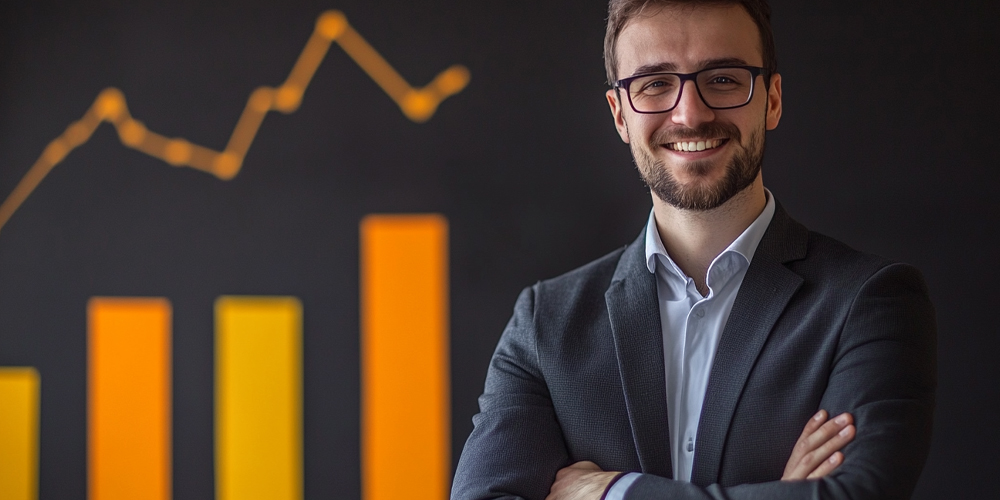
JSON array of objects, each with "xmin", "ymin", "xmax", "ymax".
[{"xmin": 644, "ymin": 189, "xmax": 776, "ymax": 278}]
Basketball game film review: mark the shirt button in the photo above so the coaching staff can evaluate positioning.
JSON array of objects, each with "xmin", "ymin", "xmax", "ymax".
[
  {"xmin": 687, "ymin": 437, "xmax": 695, "ymax": 452},
  {"xmin": 696, "ymin": 309, "xmax": 705, "ymax": 318}
]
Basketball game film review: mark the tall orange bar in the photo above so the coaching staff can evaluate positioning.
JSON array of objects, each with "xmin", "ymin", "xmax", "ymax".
[
  {"xmin": 88, "ymin": 298, "xmax": 171, "ymax": 500},
  {"xmin": 360, "ymin": 214, "xmax": 449, "ymax": 500},
  {"xmin": 0, "ymin": 367, "xmax": 39, "ymax": 500}
]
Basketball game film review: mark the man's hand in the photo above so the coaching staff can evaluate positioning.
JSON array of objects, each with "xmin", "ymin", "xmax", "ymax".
[
  {"xmin": 546, "ymin": 461, "xmax": 620, "ymax": 500},
  {"xmin": 546, "ymin": 410, "xmax": 852, "ymax": 498},
  {"xmin": 782, "ymin": 409, "xmax": 855, "ymax": 480}
]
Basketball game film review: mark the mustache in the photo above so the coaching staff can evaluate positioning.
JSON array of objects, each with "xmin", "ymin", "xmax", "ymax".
[{"xmin": 650, "ymin": 122, "xmax": 742, "ymax": 145}]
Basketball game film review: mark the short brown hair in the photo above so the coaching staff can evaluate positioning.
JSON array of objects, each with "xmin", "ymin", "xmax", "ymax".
[{"xmin": 604, "ymin": 0, "xmax": 777, "ymax": 87}]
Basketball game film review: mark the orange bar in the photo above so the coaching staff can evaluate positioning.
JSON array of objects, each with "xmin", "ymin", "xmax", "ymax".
[
  {"xmin": 88, "ymin": 298, "xmax": 171, "ymax": 500},
  {"xmin": 360, "ymin": 214, "xmax": 450, "ymax": 500}
]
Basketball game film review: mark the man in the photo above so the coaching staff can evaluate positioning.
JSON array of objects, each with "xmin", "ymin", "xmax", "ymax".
[{"xmin": 452, "ymin": 1, "xmax": 936, "ymax": 499}]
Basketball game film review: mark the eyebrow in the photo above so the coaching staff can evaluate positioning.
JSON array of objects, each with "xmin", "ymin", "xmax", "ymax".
[{"xmin": 629, "ymin": 57, "xmax": 750, "ymax": 77}]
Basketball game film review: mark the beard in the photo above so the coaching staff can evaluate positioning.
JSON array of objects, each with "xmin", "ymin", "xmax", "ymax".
[{"xmin": 631, "ymin": 121, "xmax": 765, "ymax": 211}]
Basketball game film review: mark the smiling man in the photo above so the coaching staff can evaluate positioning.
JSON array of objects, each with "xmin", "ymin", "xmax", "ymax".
[{"xmin": 452, "ymin": 1, "xmax": 936, "ymax": 499}]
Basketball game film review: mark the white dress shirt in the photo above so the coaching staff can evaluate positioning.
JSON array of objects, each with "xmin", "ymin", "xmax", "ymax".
[{"xmin": 607, "ymin": 191, "xmax": 775, "ymax": 498}]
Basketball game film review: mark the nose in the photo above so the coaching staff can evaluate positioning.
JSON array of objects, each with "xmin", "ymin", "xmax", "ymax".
[{"xmin": 670, "ymin": 80, "xmax": 715, "ymax": 128}]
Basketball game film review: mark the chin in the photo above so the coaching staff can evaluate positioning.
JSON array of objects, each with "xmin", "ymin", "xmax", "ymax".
[{"xmin": 667, "ymin": 160, "xmax": 730, "ymax": 184}]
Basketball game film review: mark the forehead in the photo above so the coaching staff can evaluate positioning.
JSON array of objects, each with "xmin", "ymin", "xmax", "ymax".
[{"xmin": 616, "ymin": 3, "xmax": 762, "ymax": 76}]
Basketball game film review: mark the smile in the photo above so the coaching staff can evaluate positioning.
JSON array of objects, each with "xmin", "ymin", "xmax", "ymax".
[{"xmin": 665, "ymin": 138, "xmax": 727, "ymax": 152}]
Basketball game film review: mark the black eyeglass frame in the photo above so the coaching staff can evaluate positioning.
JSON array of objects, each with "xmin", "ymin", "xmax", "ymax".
[{"xmin": 614, "ymin": 66, "xmax": 769, "ymax": 114}]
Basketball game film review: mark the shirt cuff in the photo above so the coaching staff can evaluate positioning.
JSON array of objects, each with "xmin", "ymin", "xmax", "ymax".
[{"xmin": 602, "ymin": 472, "xmax": 640, "ymax": 500}]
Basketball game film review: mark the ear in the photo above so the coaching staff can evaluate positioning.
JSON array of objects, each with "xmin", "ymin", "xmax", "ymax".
[
  {"xmin": 765, "ymin": 73, "xmax": 782, "ymax": 130},
  {"xmin": 606, "ymin": 89, "xmax": 631, "ymax": 143}
]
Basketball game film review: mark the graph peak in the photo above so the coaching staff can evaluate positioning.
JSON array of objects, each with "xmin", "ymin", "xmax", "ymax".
[{"xmin": 317, "ymin": 10, "xmax": 349, "ymax": 40}]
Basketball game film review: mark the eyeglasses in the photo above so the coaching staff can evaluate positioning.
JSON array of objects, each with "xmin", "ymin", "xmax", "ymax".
[{"xmin": 614, "ymin": 66, "xmax": 768, "ymax": 114}]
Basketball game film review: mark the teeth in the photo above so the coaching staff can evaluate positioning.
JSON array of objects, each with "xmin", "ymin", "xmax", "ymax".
[{"xmin": 669, "ymin": 139, "xmax": 724, "ymax": 151}]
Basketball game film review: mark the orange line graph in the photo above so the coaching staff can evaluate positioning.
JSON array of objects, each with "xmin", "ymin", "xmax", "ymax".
[{"xmin": 0, "ymin": 10, "xmax": 470, "ymax": 234}]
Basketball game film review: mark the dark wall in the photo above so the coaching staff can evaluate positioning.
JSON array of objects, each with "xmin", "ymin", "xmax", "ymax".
[{"xmin": 0, "ymin": 1, "xmax": 995, "ymax": 498}]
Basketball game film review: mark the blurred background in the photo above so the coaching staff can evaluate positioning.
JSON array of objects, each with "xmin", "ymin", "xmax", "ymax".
[{"xmin": 0, "ymin": 0, "xmax": 996, "ymax": 498}]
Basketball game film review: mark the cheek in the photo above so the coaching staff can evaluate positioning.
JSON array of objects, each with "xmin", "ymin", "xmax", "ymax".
[
  {"xmin": 733, "ymin": 106, "xmax": 769, "ymax": 141},
  {"xmin": 629, "ymin": 116, "xmax": 668, "ymax": 144}
]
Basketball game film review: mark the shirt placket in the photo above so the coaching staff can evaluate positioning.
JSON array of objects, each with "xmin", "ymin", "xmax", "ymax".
[{"xmin": 679, "ymin": 280, "xmax": 708, "ymax": 480}]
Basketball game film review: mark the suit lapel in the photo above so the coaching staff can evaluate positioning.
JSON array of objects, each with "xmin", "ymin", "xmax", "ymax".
[
  {"xmin": 690, "ymin": 203, "xmax": 808, "ymax": 486},
  {"xmin": 606, "ymin": 232, "xmax": 673, "ymax": 478}
]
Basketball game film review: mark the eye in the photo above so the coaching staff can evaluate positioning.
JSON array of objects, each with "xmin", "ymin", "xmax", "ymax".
[
  {"xmin": 635, "ymin": 77, "xmax": 676, "ymax": 95},
  {"xmin": 642, "ymin": 79, "xmax": 666, "ymax": 90},
  {"xmin": 699, "ymin": 68, "xmax": 753, "ymax": 89}
]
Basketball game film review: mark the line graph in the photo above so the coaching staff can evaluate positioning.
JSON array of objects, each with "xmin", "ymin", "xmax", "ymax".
[{"xmin": 0, "ymin": 9, "xmax": 470, "ymax": 234}]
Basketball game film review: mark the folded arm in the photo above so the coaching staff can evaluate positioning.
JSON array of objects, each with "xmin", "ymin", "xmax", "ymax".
[
  {"xmin": 550, "ymin": 409, "xmax": 856, "ymax": 500},
  {"xmin": 452, "ymin": 287, "xmax": 570, "ymax": 500},
  {"xmin": 453, "ymin": 264, "xmax": 936, "ymax": 500}
]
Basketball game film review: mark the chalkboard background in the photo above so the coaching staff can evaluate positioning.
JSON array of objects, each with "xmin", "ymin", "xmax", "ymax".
[{"xmin": 0, "ymin": 0, "xmax": 996, "ymax": 498}]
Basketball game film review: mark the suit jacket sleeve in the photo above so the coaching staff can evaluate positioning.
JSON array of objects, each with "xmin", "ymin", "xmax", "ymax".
[
  {"xmin": 452, "ymin": 286, "xmax": 569, "ymax": 500},
  {"xmin": 624, "ymin": 262, "xmax": 937, "ymax": 499}
]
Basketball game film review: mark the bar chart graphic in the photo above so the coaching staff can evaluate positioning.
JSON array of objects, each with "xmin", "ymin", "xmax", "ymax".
[
  {"xmin": 0, "ymin": 216, "xmax": 450, "ymax": 499},
  {"xmin": 0, "ymin": 9, "xmax": 471, "ymax": 235},
  {"xmin": 0, "ymin": 6, "xmax": 461, "ymax": 499}
]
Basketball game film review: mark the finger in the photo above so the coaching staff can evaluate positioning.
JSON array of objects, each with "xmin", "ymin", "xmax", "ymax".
[
  {"xmin": 786, "ymin": 410, "xmax": 839, "ymax": 477},
  {"xmin": 555, "ymin": 460, "xmax": 601, "ymax": 481},
  {"xmin": 570, "ymin": 460, "xmax": 601, "ymax": 471},
  {"xmin": 785, "ymin": 410, "xmax": 828, "ymax": 470},
  {"xmin": 807, "ymin": 451, "xmax": 844, "ymax": 480},
  {"xmin": 785, "ymin": 415, "xmax": 854, "ymax": 480},
  {"xmin": 796, "ymin": 410, "xmax": 827, "ymax": 442},
  {"xmin": 798, "ymin": 412, "xmax": 852, "ymax": 456},
  {"xmin": 795, "ymin": 424, "xmax": 855, "ymax": 477},
  {"xmin": 811, "ymin": 424, "xmax": 855, "ymax": 461}
]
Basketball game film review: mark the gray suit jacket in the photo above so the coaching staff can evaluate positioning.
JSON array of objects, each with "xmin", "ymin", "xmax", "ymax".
[{"xmin": 452, "ymin": 204, "xmax": 936, "ymax": 500}]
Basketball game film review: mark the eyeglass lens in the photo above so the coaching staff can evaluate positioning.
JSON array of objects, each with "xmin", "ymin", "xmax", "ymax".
[{"xmin": 627, "ymin": 68, "xmax": 754, "ymax": 112}]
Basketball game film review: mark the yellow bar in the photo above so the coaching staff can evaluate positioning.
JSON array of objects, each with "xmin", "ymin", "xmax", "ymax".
[
  {"xmin": 215, "ymin": 297, "xmax": 302, "ymax": 500},
  {"xmin": 0, "ymin": 368, "xmax": 39, "ymax": 500},
  {"xmin": 361, "ymin": 214, "xmax": 450, "ymax": 500},
  {"xmin": 88, "ymin": 298, "xmax": 171, "ymax": 500}
]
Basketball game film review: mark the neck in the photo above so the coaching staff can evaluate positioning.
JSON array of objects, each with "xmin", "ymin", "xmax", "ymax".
[{"xmin": 652, "ymin": 175, "xmax": 766, "ymax": 295}]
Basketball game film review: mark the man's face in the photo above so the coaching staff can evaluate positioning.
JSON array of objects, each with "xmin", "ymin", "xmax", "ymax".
[{"xmin": 606, "ymin": 3, "xmax": 782, "ymax": 211}]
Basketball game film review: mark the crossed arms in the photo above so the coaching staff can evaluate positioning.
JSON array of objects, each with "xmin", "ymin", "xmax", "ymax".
[
  {"xmin": 547, "ymin": 408, "xmax": 856, "ymax": 499},
  {"xmin": 452, "ymin": 260, "xmax": 936, "ymax": 500}
]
